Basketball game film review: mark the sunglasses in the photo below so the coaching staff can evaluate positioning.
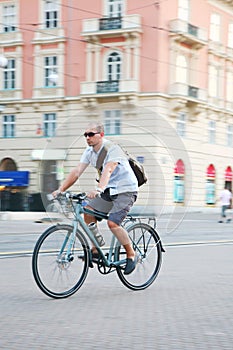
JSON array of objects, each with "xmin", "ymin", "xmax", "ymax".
[{"xmin": 83, "ymin": 132, "xmax": 100, "ymax": 138}]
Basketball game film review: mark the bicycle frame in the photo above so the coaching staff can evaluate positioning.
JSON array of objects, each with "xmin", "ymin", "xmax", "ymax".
[{"xmin": 63, "ymin": 201, "xmax": 126, "ymax": 268}]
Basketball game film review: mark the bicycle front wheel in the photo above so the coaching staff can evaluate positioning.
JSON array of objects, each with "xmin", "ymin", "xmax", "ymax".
[
  {"xmin": 116, "ymin": 223, "xmax": 163, "ymax": 290},
  {"xmin": 32, "ymin": 224, "xmax": 89, "ymax": 299}
]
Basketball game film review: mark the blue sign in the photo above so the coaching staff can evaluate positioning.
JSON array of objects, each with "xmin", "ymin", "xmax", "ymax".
[{"xmin": 0, "ymin": 171, "xmax": 30, "ymax": 187}]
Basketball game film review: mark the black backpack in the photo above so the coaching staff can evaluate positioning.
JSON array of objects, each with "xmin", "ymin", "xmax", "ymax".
[{"xmin": 96, "ymin": 142, "xmax": 147, "ymax": 187}]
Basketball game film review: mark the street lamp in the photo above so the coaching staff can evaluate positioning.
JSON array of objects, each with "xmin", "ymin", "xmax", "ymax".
[{"xmin": 0, "ymin": 56, "xmax": 8, "ymax": 68}]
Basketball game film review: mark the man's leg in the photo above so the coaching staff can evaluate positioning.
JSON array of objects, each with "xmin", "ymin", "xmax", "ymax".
[
  {"xmin": 83, "ymin": 208, "xmax": 99, "ymax": 253},
  {"xmin": 107, "ymin": 220, "xmax": 135, "ymax": 259}
]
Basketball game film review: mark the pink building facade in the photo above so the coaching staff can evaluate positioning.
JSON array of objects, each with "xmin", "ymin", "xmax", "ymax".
[{"xmin": 0, "ymin": 0, "xmax": 233, "ymax": 211}]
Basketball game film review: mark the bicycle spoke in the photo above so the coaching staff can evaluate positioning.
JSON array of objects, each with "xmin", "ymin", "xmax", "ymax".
[
  {"xmin": 116, "ymin": 223, "xmax": 162, "ymax": 290},
  {"xmin": 32, "ymin": 225, "xmax": 89, "ymax": 299}
]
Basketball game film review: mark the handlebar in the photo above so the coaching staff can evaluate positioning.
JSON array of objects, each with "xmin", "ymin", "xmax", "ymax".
[{"xmin": 47, "ymin": 192, "xmax": 87, "ymax": 203}]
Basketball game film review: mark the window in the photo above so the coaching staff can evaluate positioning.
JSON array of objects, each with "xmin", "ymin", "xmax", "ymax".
[
  {"xmin": 104, "ymin": 110, "xmax": 121, "ymax": 135},
  {"xmin": 177, "ymin": 113, "xmax": 186, "ymax": 137},
  {"xmin": 227, "ymin": 125, "xmax": 233, "ymax": 147},
  {"xmin": 208, "ymin": 120, "xmax": 216, "ymax": 144},
  {"xmin": 176, "ymin": 55, "xmax": 187, "ymax": 84},
  {"xmin": 3, "ymin": 59, "xmax": 15, "ymax": 89},
  {"xmin": 226, "ymin": 71, "xmax": 233, "ymax": 102},
  {"xmin": 44, "ymin": 0, "xmax": 58, "ymax": 28},
  {"xmin": 2, "ymin": 4, "xmax": 16, "ymax": 32},
  {"xmin": 208, "ymin": 66, "xmax": 219, "ymax": 98},
  {"xmin": 210, "ymin": 13, "xmax": 220, "ymax": 42},
  {"xmin": 108, "ymin": 0, "xmax": 123, "ymax": 18},
  {"xmin": 44, "ymin": 56, "xmax": 57, "ymax": 87},
  {"xmin": 178, "ymin": 0, "xmax": 189, "ymax": 22},
  {"xmin": 107, "ymin": 52, "xmax": 121, "ymax": 81},
  {"xmin": 228, "ymin": 23, "xmax": 233, "ymax": 48},
  {"xmin": 44, "ymin": 113, "xmax": 56, "ymax": 137},
  {"xmin": 3, "ymin": 115, "xmax": 15, "ymax": 138}
]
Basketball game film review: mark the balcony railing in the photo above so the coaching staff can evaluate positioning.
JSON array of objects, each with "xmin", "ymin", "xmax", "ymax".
[
  {"xmin": 188, "ymin": 85, "xmax": 198, "ymax": 98},
  {"xmin": 169, "ymin": 83, "xmax": 207, "ymax": 101},
  {"xmin": 96, "ymin": 80, "xmax": 119, "ymax": 93},
  {"xmin": 188, "ymin": 23, "xmax": 198, "ymax": 37},
  {"xmin": 99, "ymin": 17, "xmax": 122, "ymax": 31},
  {"xmin": 80, "ymin": 80, "xmax": 139, "ymax": 95},
  {"xmin": 169, "ymin": 19, "xmax": 207, "ymax": 47},
  {"xmin": 82, "ymin": 14, "xmax": 141, "ymax": 35}
]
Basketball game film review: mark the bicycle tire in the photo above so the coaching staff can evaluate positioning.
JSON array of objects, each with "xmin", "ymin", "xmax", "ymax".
[
  {"xmin": 32, "ymin": 224, "xmax": 90, "ymax": 299},
  {"xmin": 115, "ymin": 223, "xmax": 162, "ymax": 291}
]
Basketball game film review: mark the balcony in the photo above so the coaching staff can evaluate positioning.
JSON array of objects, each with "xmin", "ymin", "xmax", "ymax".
[
  {"xmin": 0, "ymin": 30, "xmax": 23, "ymax": 46},
  {"xmin": 80, "ymin": 79, "xmax": 139, "ymax": 95},
  {"xmin": 81, "ymin": 14, "xmax": 142, "ymax": 37},
  {"xmin": 32, "ymin": 27, "xmax": 65, "ymax": 45},
  {"xmin": 0, "ymin": 88, "xmax": 22, "ymax": 100},
  {"xmin": 169, "ymin": 83, "xmax": 207, "ymax": 101},
  {"xmin": 169, "ymin": 19, "xmax": 207, "ymax": 48}
]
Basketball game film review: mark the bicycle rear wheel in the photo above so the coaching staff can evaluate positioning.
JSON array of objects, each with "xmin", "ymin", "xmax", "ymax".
[
  {"xmin": 116, "ymin": 223, "xmax": 163, "ymax": 290},
  {"xmin": 32, "ymin": 224, "xmax": 89, "ymax": 299}
]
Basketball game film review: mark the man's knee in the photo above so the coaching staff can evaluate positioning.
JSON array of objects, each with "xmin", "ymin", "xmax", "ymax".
[{"xmin": 107, "ymin": 220, "xmax": 119, "ymax": 230}]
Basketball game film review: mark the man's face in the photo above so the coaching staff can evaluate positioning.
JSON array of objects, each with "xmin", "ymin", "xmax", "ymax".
[{"xmin": 84, "ymin": 128, "xmax": 103, "ymax": 147}]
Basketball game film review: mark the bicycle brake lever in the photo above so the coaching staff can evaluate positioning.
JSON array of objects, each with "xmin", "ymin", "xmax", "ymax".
[{"xmin": 47, "ymin": 193, "xmax": 55, "ymax": 201}]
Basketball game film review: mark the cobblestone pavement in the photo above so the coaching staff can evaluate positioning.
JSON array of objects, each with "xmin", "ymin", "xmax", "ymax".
[{"xmin": 1, "ymin": 242, "xmax": 233, "ymax": 349}]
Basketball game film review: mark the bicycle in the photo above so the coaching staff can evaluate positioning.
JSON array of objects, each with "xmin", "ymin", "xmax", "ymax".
[{"xmin": 32, "ymin": 192, "xmax": 165, "ymax": 299}]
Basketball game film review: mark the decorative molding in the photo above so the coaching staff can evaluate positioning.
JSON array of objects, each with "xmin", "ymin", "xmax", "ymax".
[
  {"xmin": 81, "ymin": 98, "xmax": 98, "ymax": 110},
  {"xmin": 169, "ymin": 98, "xmax": 187, "ymax": 117}
]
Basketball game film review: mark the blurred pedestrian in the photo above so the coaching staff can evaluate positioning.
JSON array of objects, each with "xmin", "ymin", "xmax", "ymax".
[{"xmin": 218, "ymin": 186, "xmax": 232, "ymax": 223}]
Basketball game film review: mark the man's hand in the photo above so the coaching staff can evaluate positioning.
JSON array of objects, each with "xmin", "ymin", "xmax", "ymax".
[
  {"xmin": 87, "ymin": 190, "xmax": 100, "ymax": 199},
  {"xmin": 52, "ymin": 189, "xmax": 61, "ymax": 198}
]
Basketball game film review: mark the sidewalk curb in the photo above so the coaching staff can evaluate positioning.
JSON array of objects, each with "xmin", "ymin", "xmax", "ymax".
[{"xmin": 0, "ymin": 205, "xmax": 223, "ymax": 221}]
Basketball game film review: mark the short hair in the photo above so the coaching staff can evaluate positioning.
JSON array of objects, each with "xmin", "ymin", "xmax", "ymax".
[{"xmin": 86, "ymin": 121, "xmax": 104, "ymax": 133}]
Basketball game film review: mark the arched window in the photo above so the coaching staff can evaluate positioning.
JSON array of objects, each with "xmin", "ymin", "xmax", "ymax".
[
  {"xmin": 210, "ymin": 13, "xmax": 220, "ymax": 42},
  {"xmin": 107, "ymin": 52, "xmax": 121, "ymax": 81},
  {"xmin": 174, "ymin": 159, "xmax": 185, "ymax": 203},
  {"xmin": 176, "ymin": 55, "xmax": 187, "ymax": 84},
  {"xmin": 206, "ymin": 164, "xmax": 216, "ymax": 205},
  {"xmin": 225, "ymin": 166, "xmax": 232, "ymax": 191},
  {"xmin": 0, "ymin": 157, "xmax": 17, "ymax": 171}
]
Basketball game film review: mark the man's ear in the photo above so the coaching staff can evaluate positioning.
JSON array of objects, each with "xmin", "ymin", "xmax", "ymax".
[{"xmin": 100, "ymin": 132, "xmax": 104, "ymax": 137}]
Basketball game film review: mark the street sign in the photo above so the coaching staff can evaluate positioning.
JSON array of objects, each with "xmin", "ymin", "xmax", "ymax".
[{"xmin": 0, "ymin": 171, "xmax": 29, "ymax": 186}]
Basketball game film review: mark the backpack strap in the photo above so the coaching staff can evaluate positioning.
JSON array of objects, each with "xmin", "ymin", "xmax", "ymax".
[
  {"xmin": 96, "ymin": 146, "xmax": 108, "ymax": 172},
  {"xmin": 95, "ymin": 141, "xmax": 113, "ymax": 181}
]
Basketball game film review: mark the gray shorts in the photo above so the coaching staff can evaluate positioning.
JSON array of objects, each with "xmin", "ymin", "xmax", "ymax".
[{"xmin": 85, "ymin": 189, "xmax": 137, "ymax": 225}]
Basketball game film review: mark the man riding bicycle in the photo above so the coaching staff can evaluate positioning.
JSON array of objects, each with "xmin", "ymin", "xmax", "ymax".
[{"xmin": 53, "ymin": 122, "xmax": 138, "ymax": 275}]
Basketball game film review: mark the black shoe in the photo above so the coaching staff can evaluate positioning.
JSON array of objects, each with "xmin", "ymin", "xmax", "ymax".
[
  {"xmin": 218, "ymin": 220, "xmax": 223, "ymax": 223},
  {"xmin": 226, "ymin": 218, "xmax": 231, "ymax": 223},
  {"xmin": 124, "ymin": 255, "xmax": 138, "ymax": 275}
]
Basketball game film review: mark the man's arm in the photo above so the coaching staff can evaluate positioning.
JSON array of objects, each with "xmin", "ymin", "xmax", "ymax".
[
  {"xmin": 54, "ymin": 162, "xmax": 88, "ymax": 195},
  {"xmin": 98, "ymin": 161, "xmax": 118, "ymax": 190}
]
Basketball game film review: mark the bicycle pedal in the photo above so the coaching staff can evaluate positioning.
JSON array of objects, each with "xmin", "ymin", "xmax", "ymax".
[{"xmin": 78, "ymin": 255, "xmax": 94, "ymax": 268}]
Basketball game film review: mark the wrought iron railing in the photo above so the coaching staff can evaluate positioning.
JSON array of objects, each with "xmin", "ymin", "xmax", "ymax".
[
  {"xmin": 96, "ymin": 80, "xmax": 119, "ymax": 93},
  {"xmin": 99, "ymin": 17, "xmax": 122, "ymax": 31},
  {"xmin": 188, "ymin": 85, "xmax": 198, "ymax": 98}
]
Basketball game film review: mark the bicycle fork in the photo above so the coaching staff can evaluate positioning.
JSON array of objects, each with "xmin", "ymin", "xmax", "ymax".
[{"xmin": 57, "ymin": 223, "xmax": 78, "ymax": 263}]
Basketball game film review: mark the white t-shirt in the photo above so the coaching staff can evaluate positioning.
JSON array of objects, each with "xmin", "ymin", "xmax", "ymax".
[
  {"xmin": 219, "ymin": 189, "xmax": 232, "ymax": 206},
  {"xmin": 80, "ymin": 139, "xmax": 138, "ymax": 195}
]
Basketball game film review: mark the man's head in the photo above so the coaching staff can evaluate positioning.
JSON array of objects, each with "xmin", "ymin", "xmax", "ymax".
[{"xmin": 84, "ymin": 122, "xmax": 104, "ymax": 148}]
